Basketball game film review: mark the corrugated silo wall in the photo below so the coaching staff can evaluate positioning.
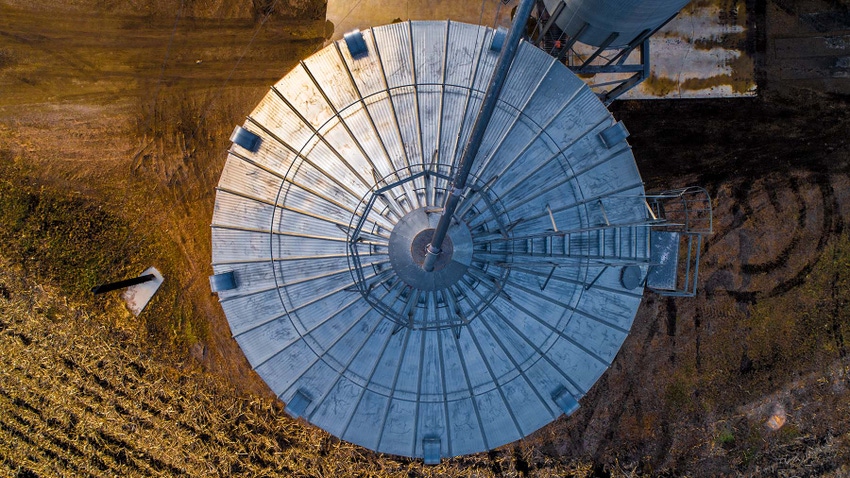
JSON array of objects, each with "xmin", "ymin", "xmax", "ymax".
[{"xmin": 541, "ymin": 0, "xmax": 692, "ymax": 48}]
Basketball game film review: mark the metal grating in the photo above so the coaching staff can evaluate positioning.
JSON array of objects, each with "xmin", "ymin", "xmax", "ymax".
[{"xmin": 211, "ymin": 20, "xmax": 654, "ymax": 460}]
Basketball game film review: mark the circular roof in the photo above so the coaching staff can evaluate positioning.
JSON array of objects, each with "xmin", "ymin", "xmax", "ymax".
[{"xmin": 212, "ymin": 20, "xmax": 650, "ymax": 459}]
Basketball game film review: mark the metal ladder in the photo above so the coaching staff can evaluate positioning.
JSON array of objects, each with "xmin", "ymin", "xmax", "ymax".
[{"xmin": 477, "ymin": 223, "xmax": 652, "ymax": 268}]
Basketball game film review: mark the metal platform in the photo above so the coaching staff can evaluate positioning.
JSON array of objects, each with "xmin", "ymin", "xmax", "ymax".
[{"xmin": 211, "ymin": 20, "xmax": 653, "ymax": 460}]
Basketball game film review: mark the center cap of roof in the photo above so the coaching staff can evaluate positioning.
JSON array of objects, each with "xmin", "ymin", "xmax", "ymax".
[{"xmin": 388, "ymin": 207, "xmax": 473, "ymax": 291}]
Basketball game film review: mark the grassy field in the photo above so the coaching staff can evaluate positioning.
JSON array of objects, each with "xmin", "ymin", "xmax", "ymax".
[{"xmin": 1, "ymin": 0, "xmax": 849, "ymax": 476}]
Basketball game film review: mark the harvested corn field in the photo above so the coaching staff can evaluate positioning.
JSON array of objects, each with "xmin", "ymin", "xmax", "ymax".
[{"xmin": 0, "ymin": 257, "xmax": 596, "ymax": 477}]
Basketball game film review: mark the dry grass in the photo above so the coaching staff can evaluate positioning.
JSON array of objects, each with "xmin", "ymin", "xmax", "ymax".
[{"xmin": 0, "ymin": 159, "xmax": 140, "ymax": 301}]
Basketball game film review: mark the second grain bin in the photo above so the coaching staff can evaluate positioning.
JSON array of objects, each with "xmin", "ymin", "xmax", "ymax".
[{"xmin": 540, "ymin": 0, "xmax": 691, "ymax": 48}]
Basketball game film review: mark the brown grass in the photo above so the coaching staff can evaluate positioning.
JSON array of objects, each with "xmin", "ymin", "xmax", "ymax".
[{"xmin": 641, "ymin": 74, "xmax": 680, "ymax": 97}]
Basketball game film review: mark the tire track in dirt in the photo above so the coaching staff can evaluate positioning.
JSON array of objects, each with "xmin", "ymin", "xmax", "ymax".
[
  {"xmin": 705, "ymin": 172, "xmax": 843, "ymax": 304},
  {"xmin": 0, "ymin": 4, "xmax": 327, "ymax": 108}
]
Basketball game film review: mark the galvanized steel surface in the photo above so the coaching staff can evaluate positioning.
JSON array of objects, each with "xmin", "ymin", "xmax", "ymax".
[
  {"xmin": 542, "ymin": 0, "xmax": 692, "ymax": 48},
  {"xmin": 211, "ymin": 21, "xmax": 650, "ymax": 459}
]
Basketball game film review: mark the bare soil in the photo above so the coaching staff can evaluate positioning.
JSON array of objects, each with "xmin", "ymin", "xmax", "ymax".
[
  {"xmin": 1, "ymin": 0, "xmax": 849, "ymax": 476},
  {"xmin": 0, "ymin": 0, "xmax": 328, "ymax": 399}
]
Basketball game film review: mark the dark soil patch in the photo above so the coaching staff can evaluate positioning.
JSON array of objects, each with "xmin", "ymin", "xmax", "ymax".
[
  {"xmin": 0, "ymin": 161, "xmax": 139, "ymax": 300},
  {"xmin": 610, "ymin": 91, "xmax": 850, "ymax": 190}
]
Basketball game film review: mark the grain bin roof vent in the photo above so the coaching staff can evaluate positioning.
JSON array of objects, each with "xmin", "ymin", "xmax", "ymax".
[
  {"xmin": 208, "ymin": 271, "xmax": 237, "ymax": 293},
  {"xmin": 344, "ymin": 29, "xmax": 368, "ymax": 58},
  {"xmin": 490, "ymin": 26, "xmax": 508, "ymax": 51},
  {"xmin": 229, "ymin": 126, "xmax": 261, "ymax": 152}
]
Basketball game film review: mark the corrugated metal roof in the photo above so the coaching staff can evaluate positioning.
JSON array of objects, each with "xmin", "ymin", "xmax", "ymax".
[{"xmin": 212, "ymin": 20, "xmax": 652, "ymax": 460}]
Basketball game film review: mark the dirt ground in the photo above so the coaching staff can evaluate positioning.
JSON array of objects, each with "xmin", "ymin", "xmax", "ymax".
[
  {"xmin": 1, "ymin": 0, "xmax": 849, "ymax": 476},
  {"xmin": 0, "ymin": 0, "xmax": 329, "ymax": 399}
]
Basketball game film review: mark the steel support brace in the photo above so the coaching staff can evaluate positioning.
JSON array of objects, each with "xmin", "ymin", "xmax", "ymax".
[
  {"xmin": 605, "ymin": 28, "xmax": 650, "ymax": 66},
  {"xmin": 579, "ymin": 32, "xmax": 619, "ymax": 70},
  {"xmin": 554, "ymin": 22, "xmax": 587, "ymax": 62},
  {"xmin": 538, "ymin": 0, "xmax": 565, "ymax": 41}
]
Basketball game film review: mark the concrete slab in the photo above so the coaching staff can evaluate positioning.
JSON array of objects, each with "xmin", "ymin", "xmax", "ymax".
[{"xmin": 625, "ymin": 0, "xmax": 757, "ymax": 98}]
